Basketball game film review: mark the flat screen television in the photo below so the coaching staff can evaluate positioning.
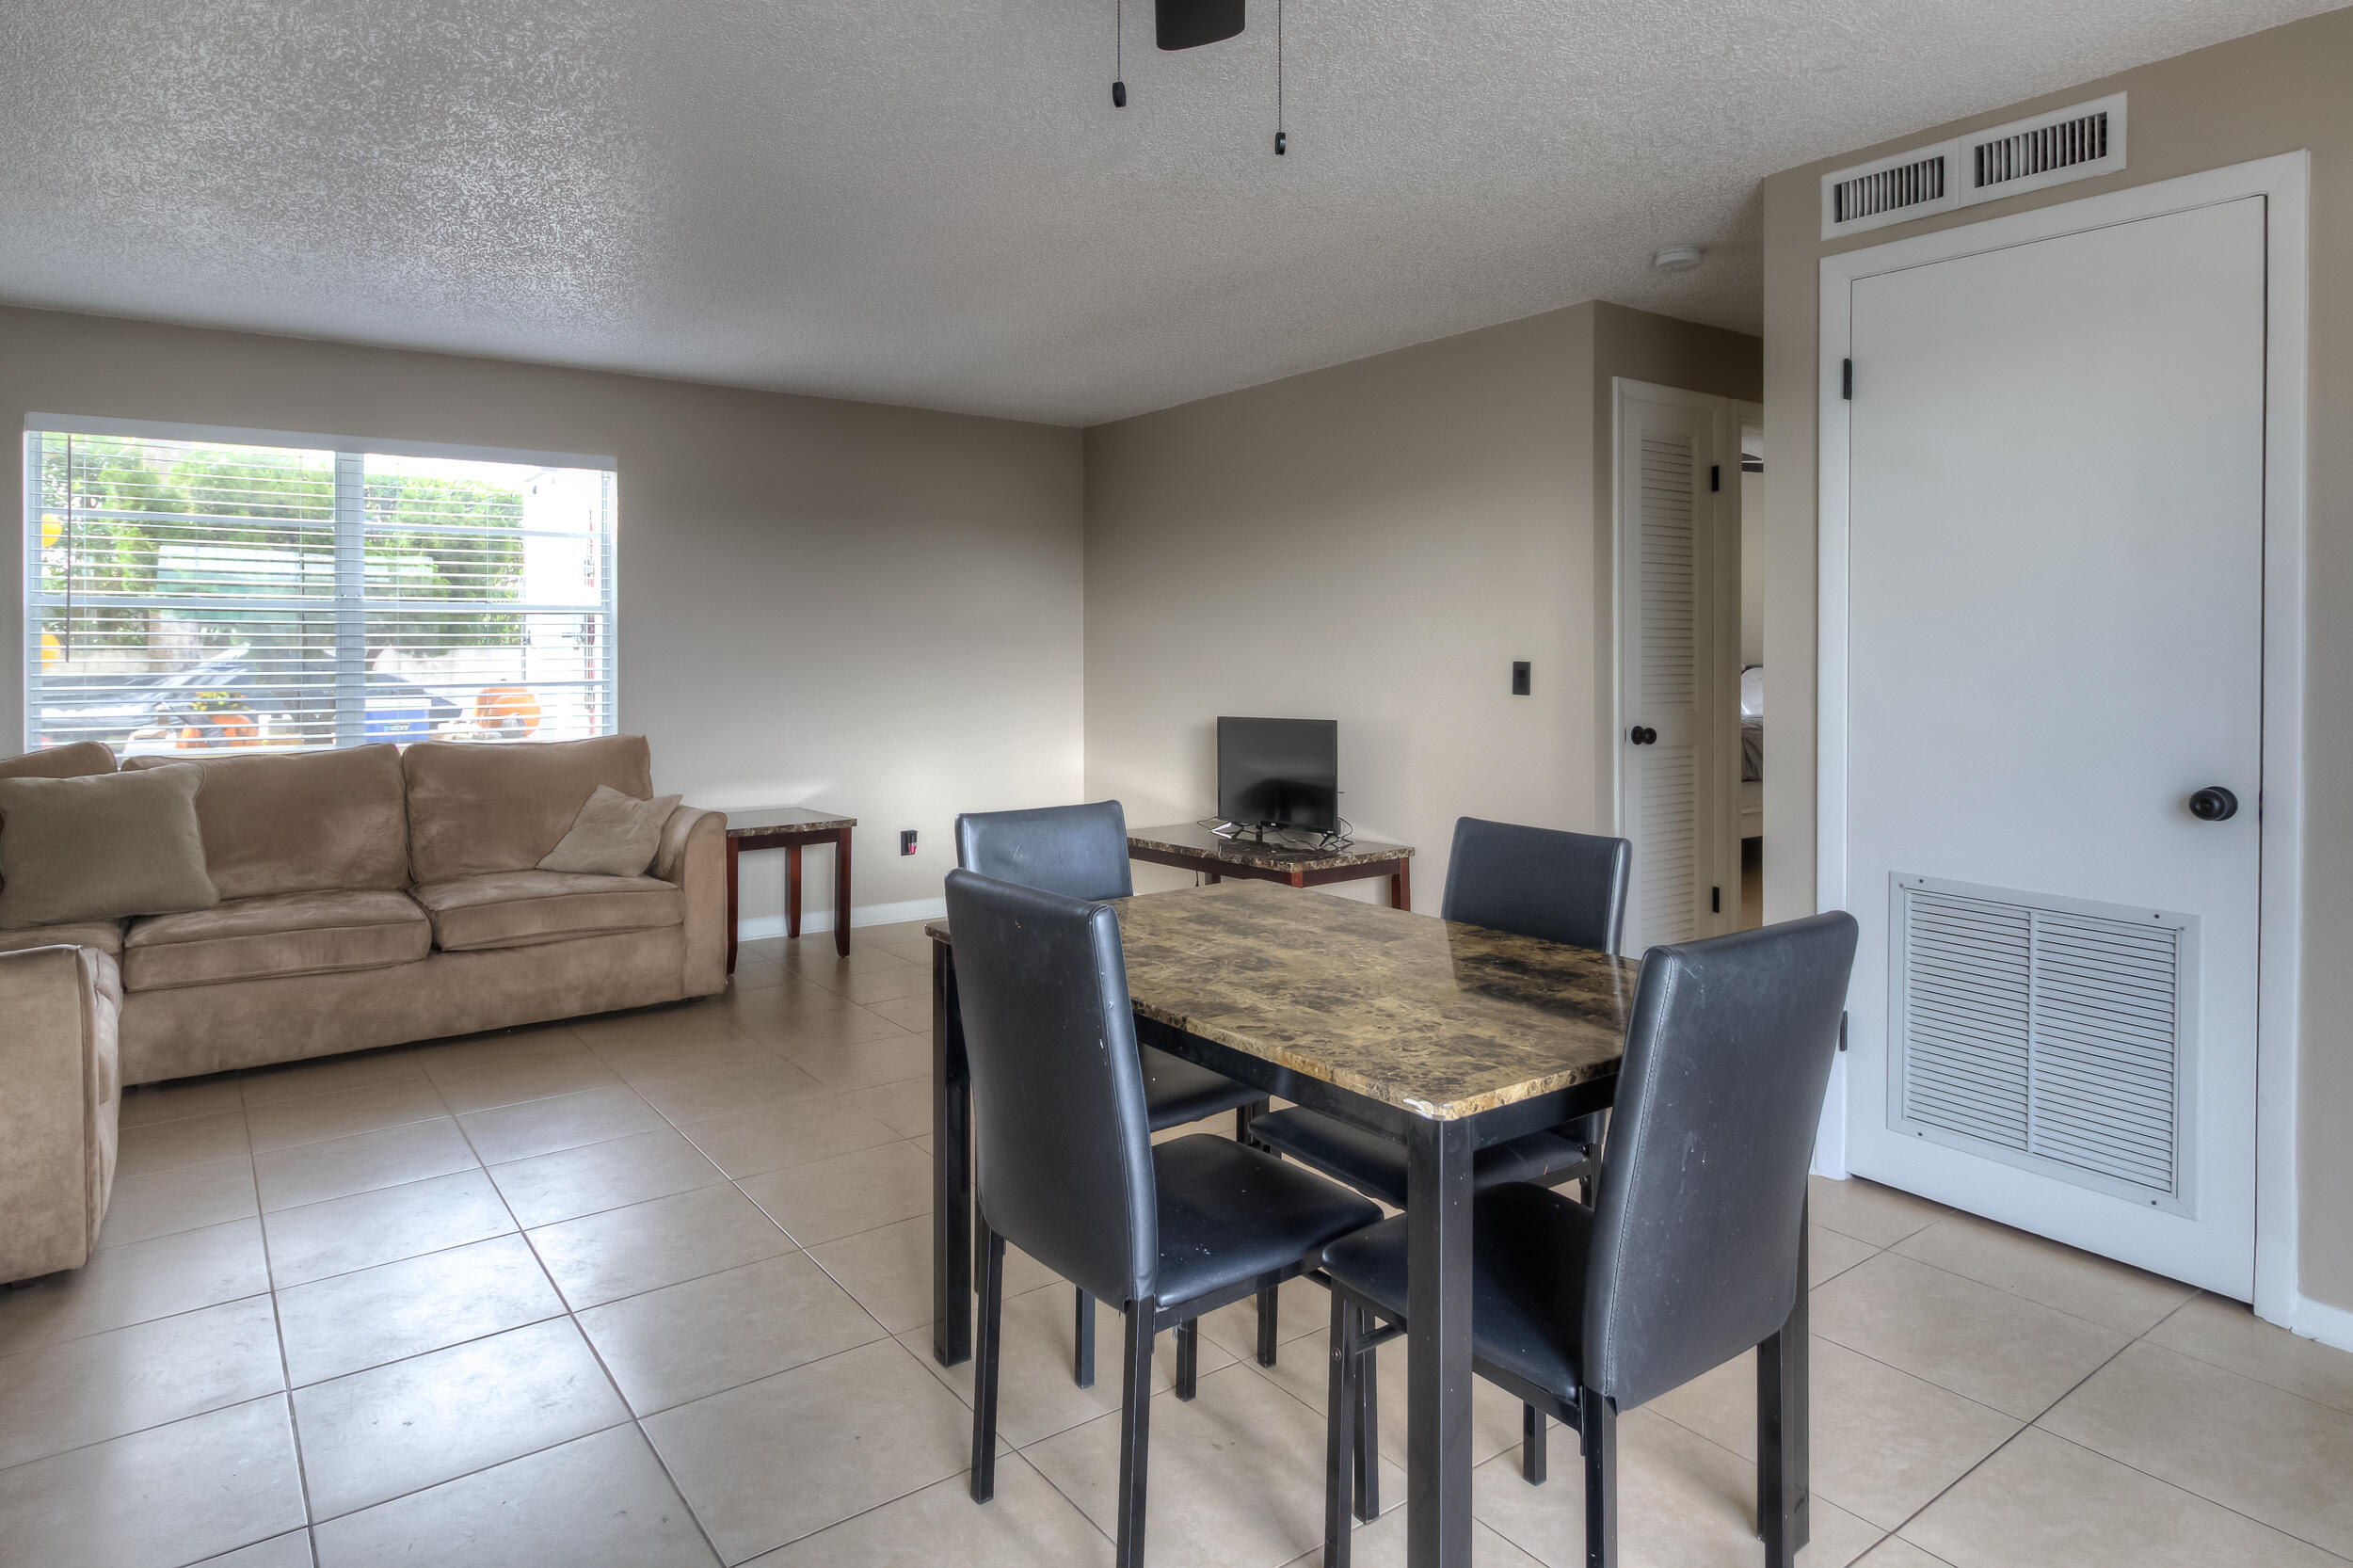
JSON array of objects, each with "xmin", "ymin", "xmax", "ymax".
[{"xmin": 1217, "ymin": 716, "xmax": 1338, "ymax": 834}]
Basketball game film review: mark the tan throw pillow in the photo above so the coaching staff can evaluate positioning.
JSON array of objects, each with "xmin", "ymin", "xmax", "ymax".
[
  {"xmin": 0, "ymin": 763, "xmax": 219, "ymax": 929},
  {"xmin": 536, "ymin": 785, "xmax": 681, "ymax": 877}
]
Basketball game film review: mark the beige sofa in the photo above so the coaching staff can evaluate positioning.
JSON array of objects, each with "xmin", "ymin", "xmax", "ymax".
[{"xmin": 0, "ymin": 734, "xmax": 727, "ymax": 1280}]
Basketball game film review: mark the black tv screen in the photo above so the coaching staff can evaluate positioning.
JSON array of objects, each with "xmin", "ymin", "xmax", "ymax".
[{"xmin": 1217, "ymin": 717, "xmax": 1338, "ymax": 833}]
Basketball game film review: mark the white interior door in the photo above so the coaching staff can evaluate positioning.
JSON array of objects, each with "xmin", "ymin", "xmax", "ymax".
[
  {"xmin": 1618, "ymin": 388, "xmax": 1732, "ymax": 952},
  {"xmin": 1836, "ymin": 195, "xmax": 2265, "ymax": 1296}
]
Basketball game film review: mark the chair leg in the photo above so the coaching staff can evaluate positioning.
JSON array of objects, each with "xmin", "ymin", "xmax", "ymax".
[
  {"xmin": 1175, "ymin": 1316, "xmax": 1199, "ymax": 1400},
  {"xmin": 1522, "ymin": 1402, "xmax": 1547, "ymax": 1485},
  {"xmin": 1324, "ymin": 1287, "xmax": 1358, "ymax": 1568},
  {"xmin": 1073, "ymin": 1287, "xmax": 1096, "ymax": 1388},
  {"xmin": 1256, "ymin": 1283, "xmax": 1280, "ymax": 1368},
  {"xmin": 970, "ymin": 1224, "xmax": 1007, "ymax": 1504},
  {"xmin": 1115, "ymin": 1302, "xmax": 1156, "ymax": 1568},
  {"xmin": 1353, "ymin": 1306, "xmax": 1380, "ymax": 1523},
  {"xmin": 1579, "ymin": 1386, "xmax": 1617, "ymax": 1568}
]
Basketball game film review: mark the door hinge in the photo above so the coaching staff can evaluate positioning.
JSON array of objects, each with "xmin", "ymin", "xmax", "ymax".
[
  {"xmin": 1842, "ymin": 359, "xmax": 1853, "ymax": 400},
  {"xmin": 1711, "ymin": 886, "xmax": 1721, "ymax": 914},
  {"xmin": 1710, "ymin": 464, "xmax": 1721, "ymax": 492},
  {"xmin": 1839, "ymin": 1011, "xmax": 1849, "ymax": 1052}
]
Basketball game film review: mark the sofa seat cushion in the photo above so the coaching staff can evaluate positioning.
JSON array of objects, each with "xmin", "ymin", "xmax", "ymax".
[
  {"xmin": 0, "ymin": 920, "xmax": 125, "ymax": 958},
  {"xmin": 123, "ymin": 888, "xmax": 431, "ymax": 992},
  {"xmin": 412, "ymin": 871, "xmax": 682, "ymax": 952}
]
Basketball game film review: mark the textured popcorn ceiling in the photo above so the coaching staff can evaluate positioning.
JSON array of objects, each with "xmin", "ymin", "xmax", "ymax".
[{"xmin": 0, "ymin": 1, "xmax": 2333, "ymax": 424}]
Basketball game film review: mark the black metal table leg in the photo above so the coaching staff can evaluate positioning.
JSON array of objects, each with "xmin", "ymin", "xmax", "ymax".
[
  {"xmin": 1757, "ymin": 1196, "xmax": 1810, "ymax": 1565},
  {"xmin": 1405, "ymin": 1115, "xmax": 1475, "ymax": 1568},
  {"xmin": 931, "ymin": 942, "xmax": 972, "ymax": 1366}
]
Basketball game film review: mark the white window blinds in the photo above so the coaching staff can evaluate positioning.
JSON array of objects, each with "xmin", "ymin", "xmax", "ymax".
[{"xmin": 24, "ymin": 423, "xmax": 616, "ymax": 755}]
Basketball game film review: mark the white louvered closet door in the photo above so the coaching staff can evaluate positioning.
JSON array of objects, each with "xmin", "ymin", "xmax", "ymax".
[{"xmin": 1617, "ymin": 393, "xmax": 1727, "ymax": 953}]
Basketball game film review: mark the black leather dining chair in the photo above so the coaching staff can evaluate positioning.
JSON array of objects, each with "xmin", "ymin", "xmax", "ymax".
[
  {"xmin": 1316, "ymin": 912, "xmax": 1858, "ymax": 1568},
  {"xmin": 954, "ymin": 800, "xmax": 1273, "ymax": 1386},
  {"xmin": 946, "ymin": 869, "xmax": 1383, "ymax": 1568}
]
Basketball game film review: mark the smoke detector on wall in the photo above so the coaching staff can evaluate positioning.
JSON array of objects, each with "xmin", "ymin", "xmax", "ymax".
[{"xmin": 1653, "ymin": 245, "xmax": 1706, "ymax": 273}]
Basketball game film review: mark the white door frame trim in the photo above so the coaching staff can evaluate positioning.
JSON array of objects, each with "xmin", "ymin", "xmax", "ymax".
[{"xmin": 1815, "ymin": 152, "xmax": 2310, "ymax": 1330}]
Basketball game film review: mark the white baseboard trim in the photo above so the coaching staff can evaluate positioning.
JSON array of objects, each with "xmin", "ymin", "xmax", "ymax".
[
  {"xmin": 2289, "ymin": 1292, "xmax": 2353, "ymax": 1354},
  {"xmin": 735, "ymin": 896, "xmax": 946, "ymax": 942}
]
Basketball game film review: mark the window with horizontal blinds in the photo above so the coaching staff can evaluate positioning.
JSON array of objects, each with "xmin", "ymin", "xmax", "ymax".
[{"xmin": 24, "ymin": 423, "xmax": 616, "ymax": 755}]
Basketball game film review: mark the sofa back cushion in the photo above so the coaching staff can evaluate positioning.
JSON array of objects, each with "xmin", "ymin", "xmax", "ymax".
[
  {"xmin": 0, "ymin": 765, "xmax": 218, "ymax": 928},
  {"xmin": 0, "ymin": 741, "xmax": 118, "ymax": 781},
  {"xmin": 125, "ymin": 744, "xmax": 409, "ymax": 900},
  {"xmin": 403, "ymin": 735, "xmax": 655, "ymax": 884}
]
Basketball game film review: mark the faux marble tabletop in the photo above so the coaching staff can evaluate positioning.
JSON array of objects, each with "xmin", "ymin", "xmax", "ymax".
[
  {"xmin": 1127, "ymin": 822, "xmax": 1414, "ymax": 873},
  {"xmin": 724, "ymin": 806, "xmax": 856, "ymax": 836},
  {"xmin": 931, "ymin": 879, "xmax": 1637, "ymax": 1120}
]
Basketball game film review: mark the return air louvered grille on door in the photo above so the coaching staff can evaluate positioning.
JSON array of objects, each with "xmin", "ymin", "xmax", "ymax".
[
  {"xmin": 1635, "ymin": 434, "xmax": 1699, "ymax": 946},
  {"xmin": 1639, "ymin": 746, "xmax": 1697, "ymax": 944},
  {"xmin": 1891, "ymin": 876, "xmax": 2189, "ymax": 1211}
]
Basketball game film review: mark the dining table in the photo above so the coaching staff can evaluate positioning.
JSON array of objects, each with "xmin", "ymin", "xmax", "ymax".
[{"xmin": 925, "ymin": 878, "xmax": 1812, "ymax": 1568}]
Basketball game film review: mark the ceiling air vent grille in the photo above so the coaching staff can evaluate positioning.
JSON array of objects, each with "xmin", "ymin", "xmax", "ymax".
[
  {"xmin": 1821, "ymin": 93, "xmax": 2126, "ymax": 240},
  {"xmin": 1888, "ymin": 873, "xmax": 2191, "ymax": 1214}
]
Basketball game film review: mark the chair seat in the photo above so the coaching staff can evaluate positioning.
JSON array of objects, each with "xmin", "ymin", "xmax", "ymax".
[
  {"xmin": 1141, "ymin": 1046, "xmax": 1264, "ymax": 1130},
  {"xmin": 1154, "ymin": 1135, "xmax": 1381, "ymax": 1313},
  {"xmin": 1250, "ymin": 1107, "xmax": 1591, "ymax": 1209},
  {"xmin": 1321, "ymin": 1182, "xmax": 1595, "ymax": 1406}
]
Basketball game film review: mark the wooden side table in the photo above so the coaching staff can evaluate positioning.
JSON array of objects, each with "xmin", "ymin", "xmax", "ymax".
[
  {"xmin": 724, "ymin": 808, "xmax": 856, "ymax": 969},
  {"xmin": 1125, "ymin": 822, "xmax": 1415, "ymax": 909}
]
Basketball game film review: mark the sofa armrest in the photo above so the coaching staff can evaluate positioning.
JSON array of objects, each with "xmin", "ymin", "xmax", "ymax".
[
  {"xmin": 0, "ymin": 945, "xmax": 121, "ymax": 1282},
  {"xmin": 654, "ymin": 805, "xmax": 728, "ymax": 998}
]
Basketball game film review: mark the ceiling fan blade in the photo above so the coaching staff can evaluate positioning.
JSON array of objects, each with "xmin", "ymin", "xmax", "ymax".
[{"xmin": 1157, "ymin": 0, "xmax": 1244, "ymax": 51}]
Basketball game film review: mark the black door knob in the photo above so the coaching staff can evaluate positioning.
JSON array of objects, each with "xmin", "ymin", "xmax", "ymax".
[
  {"xmin": 2188, "ymin": 786, "xmax": 2238, "ymax": 822},
  {"xmin": 1628, "ymin": 726, "xmax": 1657, "ymax": 746}
]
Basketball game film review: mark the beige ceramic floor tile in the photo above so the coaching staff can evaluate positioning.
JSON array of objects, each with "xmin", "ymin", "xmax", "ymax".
[
  {"xmin": 196, "ymin": 1530, "xmax": 316, "ymax": 1566},
  {"xmin": 780, "ymin": 1034, "xmax": 935, "ymax": 1094},
  {"xmin": 628, "ymin": 1055, "xmax": 838, "ymax": 1125},
  {"xmin": 117, "ymin": 1108, "xmax": 253, "ymax": 1179},
  {"xmin": 239, "ymin": 1049, "xmax": 427, "ymax": 1107},
  {"xmin": 1812, "ymin": 1225, "xmax": 1881, "ymax": 1288},
  {"xmin": 246, "ymin": 1077, "xmax": 452, "ymax": 1153},
  {"xmin": 904, "ymin": 1281, "xmax": 1241, "ymax": 1448},
  {"xmin": 2144, "ymin": 1292, "xmax": 2353, "ymax": 1416},
  {"xmin": 1853, "ymin": 1540, "xmax": 1956, "ymax": 1567},
  {"xmin": 252, "ymin": 1117, "xmax": 479, "ymax": 1211},
  {"xmin": 119, "ymin": 1075, "xmax": 247, "ymax": 1128},
  {"xmin": 0, "ymin": 1218, "xmax": 269, "ymax": 1356},
  {"xmin": 812, "ymin": 1217, "xmax": 1059, "ymax": 1336},
  {"xmin": 2039, "ymin": 1339, "xmax": 2353, "ymax": 1557},
  {"xmin": 528, "ymin": 1183, "xmax": 797, "ymax": 1310},
  {"xmin": 1811, "ymin": 1253, "xmax": 2126, "ymax": 1418},
  {"xmin": 743, "ymin": 1455, "xmax": 1112, "ymax": 1568},
  {"xmin": 275, "ymin": 1233, "xmax": 563, "ymax": 1385},
  {"xmin": 1904, "ymin": 1425, "xmax": 2343, "ymax": 1568},
  {"xmin": 100, "ymin": 1156, "xmax": 260, "ymax": 1248},
  {"xmin": 1809, "ymin": 1176, "xmax": 1948, "ymax": 1248},
  {"xmin": 863, "ymin": 994, "xmax": 936, "ymax": 1033},
  {"xmin": 488, "ymin": 1126, "xmax": 727, "ymax": 1229},
  {"xmin": 1891, "ymin": 1212, "xmax": 2196, "ymax": 1336},
  {"xmin": 1196, "ymin": 1273, "xmax": 1332, "ymax": 1364},
  {"xmin": 0, "ymin": 1395, "xmax": 306, "ymax": 1568},
  {"xmin": 645, "ymin": 1338, "xmax": 978, "ymax": 1563},
  {"xmin": 1321, "ymin": 1511, "xmax": 1550, "ymax": 1568},
  {"xmin": 264, "ymin": 1168, "xmax": 517, "ymax": 1287},
  {"xmin": 457, "ymin": 1082, "xmax": 667, "ymax": 1164},
  {"xmin": 814, "ymin": 962, "xmax": 932, "ymax": 1005},
  {"xmin": 311, "ymin": 1423, "xmax": 719, "ymax": 1568},
  {"xmin": 570, "ymin": 1003, "xmax": 760, "ymax": 1054},
  {"xmin": 748, "ymin": 1003, "xmax": 915, "ymax": 1050},
  {"xmin": 1246, "ymin": 1314, "xmax": 1529, "ymax": 1470},
  {"xmin": 407, "ymin": 1022, "xmax": 586, "ymax": 1071},
  {"xmin": 677, "ymin": 1094, "xmax": 900, "ymax": 1179},
  {"xmin": 786, "ymin": 944, "xmax": 926, "ymax": 982},
  {"xmin": 428, "ymin": 1048, "xmax": 625, "ymax": 1115},
  {"xmin": 740, "ymin": 1140, "xmax": 934, "ymax": 1246},
  {"xmin": 841, "ymin": 1077, "xmax": 934, "ymax": 1139},
  {"xmin": 593, "ymin": 1034, "xmax": 791, "ymax": 1083},
  {"xmin": 1646, "ymin": 1337, "xmax": 2022, "ymax": 1529},
  {"xmin": 293, "ymin": 1317, "xmax": 629, "ymax": 1520},
  {"xmin": 580, "ymin": 1252, "xmax": 885, "ymax": 1415},
  {"xmin": 1470, "ymin": 1407, "xmax": 1883, "ymax": 1568},
  {"xmin": 0, "ymin": 1295, "xmax": 284, "ymax": 1469},
  {"xmin": 1026, "ymin": 1360, "xmax": 1408, "ymax": 1568}
]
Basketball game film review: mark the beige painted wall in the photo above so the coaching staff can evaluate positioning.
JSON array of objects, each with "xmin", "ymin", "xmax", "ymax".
[
  {"xmin": 1083, "ymin": 300, "xmax": 1758, "ymax": 906},
  {"xmin": 1758, "ymin": 8, "xmax": 2353, "ymax": 1310},
  {"xmin": 0, "ymin": 307, "xmax": 1085, "ymax": 926}
]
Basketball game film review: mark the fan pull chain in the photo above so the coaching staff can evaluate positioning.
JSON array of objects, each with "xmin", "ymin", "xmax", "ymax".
[
  {"xmin": 1112, "ymin": 0, "xmax": 1127, "ymax": 106},
  {"xmin": 1273, "ymin": 0, "xmax": 1286, "ymax": 152}
]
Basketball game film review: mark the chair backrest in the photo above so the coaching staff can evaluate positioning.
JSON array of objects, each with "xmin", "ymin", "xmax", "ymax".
[
  {"xmin": 942, "ymin": 868, "xmax": 1159, "ymax": 1307},
  {"xmin": 1579, "ymin": 912, "xmax": 1858, "ymax": 1410},
  {"xmin": 1441, "ymin": 817, "xmax": 1631, "ymax": 952},
  {"xmin": 955, "ymin": 801, "xmax": 1135, "ymax": 903}
]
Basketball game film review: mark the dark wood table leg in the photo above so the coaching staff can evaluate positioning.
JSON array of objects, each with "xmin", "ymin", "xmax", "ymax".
[
  {"xmin": 1390, "ymin": 859, "xmax": 1412, "ymax": 912},
  {"xmin": 932, "ymin": 942, "xmax": 972, "ymax": 1366},
  {"xmin": 1758, "ymin": 1197, "xmax": 1811, "ymax": 1565},
  {"xmin": 1405, "ymin": 1116, "xmax": 1475, "ymax": 1568},
  {"xmin": 787, "ymin": 844, "xmax": 804, "ymax": 940},
  {"xmin": 834, "ymin": 827, "xmax": 853, "ymax": 956},
  {"xmin": 725, "ymin": 838, "xmax": 741, "ymax": 974}
]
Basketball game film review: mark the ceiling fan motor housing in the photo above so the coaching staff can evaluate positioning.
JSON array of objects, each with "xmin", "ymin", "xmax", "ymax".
[{"xmin": 1159, "ymin": 0, "xmax": 1244, "ymax": 51}]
